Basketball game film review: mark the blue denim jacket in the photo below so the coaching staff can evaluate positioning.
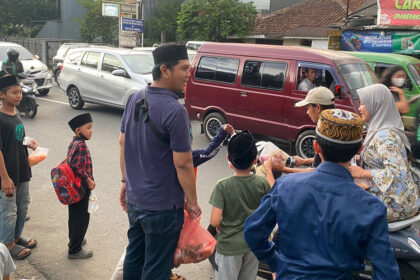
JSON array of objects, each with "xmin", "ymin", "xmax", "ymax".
[{"xmin": 244, "ymin": 162, "xmax": 399, "ymax": 280}]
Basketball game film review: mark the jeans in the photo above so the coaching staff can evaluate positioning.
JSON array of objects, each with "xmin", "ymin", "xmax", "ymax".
[
  {"xmin": 0, "ymin": 181, "xmax": 30, "ymax": 244},
  {"xmin": 123, "ymin": 204, "xmax": 184, "ymax": 280}
]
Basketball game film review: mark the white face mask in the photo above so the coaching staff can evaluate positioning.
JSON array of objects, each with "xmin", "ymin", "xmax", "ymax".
[{"xmin": 391, "ymin": 77, "xmax": 405, "ymax": 88}]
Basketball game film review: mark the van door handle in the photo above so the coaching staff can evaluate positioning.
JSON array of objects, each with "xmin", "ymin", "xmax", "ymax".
[{"xmin": 240, "ymin": 91, "xmax": 247, "ymax": 97}]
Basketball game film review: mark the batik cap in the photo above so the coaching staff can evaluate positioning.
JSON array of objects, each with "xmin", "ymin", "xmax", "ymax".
[{"xmin": 316, "ymin": 109, "xmax": 363, "ymax": 144}]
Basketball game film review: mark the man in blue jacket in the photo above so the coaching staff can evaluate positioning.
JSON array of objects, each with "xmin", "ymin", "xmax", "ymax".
[{"xmin": 244, "ymin": 109, "xmax": 400, "ymax": 280}]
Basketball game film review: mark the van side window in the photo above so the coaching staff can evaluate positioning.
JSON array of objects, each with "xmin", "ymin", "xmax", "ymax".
[
  {"xmin": 195, "ymin": 56, "xmax": 239, "ymax": 84},
  {"xmin": 102, "ymin": 54, "xmax": 123, "ymax": 73},
  {"xmin": 81, "ymin": 52, "xmax": 101, "ymax": 69},
  {"xmin": 242, "ymin": 61, "xmax": 287, "ymax": 90},
  {"xmin": 297, "ymin": 66, "xmax": 337, "ymax": 92},
  {"xmin": 65, "ymin": 51, "xmax": 84, "ymax": 65}
]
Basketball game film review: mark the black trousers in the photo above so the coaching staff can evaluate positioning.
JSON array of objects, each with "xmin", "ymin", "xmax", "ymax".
[{"xmin": 68, "ymin": 183, "xmax": 90, "ymax": 254}]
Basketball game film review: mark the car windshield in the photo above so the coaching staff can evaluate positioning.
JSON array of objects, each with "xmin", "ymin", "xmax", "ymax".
[
  {"xmin": 121, "ymin": 53, "xmax": 154, "ymax": 74},
  {"xmin": 408, "ymin": 64, "xmax": 420, "ymax": 87},
  {"xmin": 338, "ymin": 63, "xmax": 377, "ymax": 98},
  {"xmin": 56, "ymin": 46, "xmax": 70, "ymax": 58},
  {"xmin": 0, "ymin": 46, "xmax": 35, "ymax": 61}
]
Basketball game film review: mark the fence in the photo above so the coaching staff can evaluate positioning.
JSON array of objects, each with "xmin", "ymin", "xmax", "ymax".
[{"xmin": 0, "ymin": 36, "xmax": 79, "ymax": 68}]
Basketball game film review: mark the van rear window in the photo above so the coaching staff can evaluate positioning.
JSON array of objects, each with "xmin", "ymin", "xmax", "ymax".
[
  {"xmin": 195, "ymin": 56, "xmax": 239, "ymax": 84},
  {"xmin": 242, "ymin": 61, "xmax": 287, "ymax": 90}
]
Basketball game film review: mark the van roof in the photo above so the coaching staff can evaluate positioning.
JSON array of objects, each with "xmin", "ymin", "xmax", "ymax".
[
  {"xmin": 198, "ymin": 43, "xmax": 362, "ymax": 65},
  {"xmin": 342, "ymin": 51, "xmax": 420, "ymax": 65}
]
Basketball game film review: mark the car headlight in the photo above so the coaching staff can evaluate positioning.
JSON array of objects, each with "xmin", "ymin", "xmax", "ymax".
[{"xmin": 42, "ymin": 65, "xmax": 48, "ymax": 72}]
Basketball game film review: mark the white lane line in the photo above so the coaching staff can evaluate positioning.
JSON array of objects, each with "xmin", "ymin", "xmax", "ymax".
[{"xmin": 37, "ymin": 98, "xmax": 68, "ymax": 106}]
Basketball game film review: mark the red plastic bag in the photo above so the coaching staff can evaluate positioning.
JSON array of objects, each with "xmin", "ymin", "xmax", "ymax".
[{"xmin": 174, "ymin": 211, "xmax": 217, "ymax": 267}]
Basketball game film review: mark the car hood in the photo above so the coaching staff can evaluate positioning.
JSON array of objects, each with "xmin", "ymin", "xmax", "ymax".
[
  {"xmin": 131, "ymin": 73, "xmax": 153, "ymax": 85},
  {"xmin": 21, "ymin": 59, "xmax": 47, "ymax": 72}
]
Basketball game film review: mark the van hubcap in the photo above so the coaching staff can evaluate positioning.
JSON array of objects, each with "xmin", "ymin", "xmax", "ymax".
[
  {"xmin": 206, "ymin": 118, "xmax": 221, "ymax": 138},
  {"xmin": 299, "ymin": 135, "xmax": 315, "ymax": 158}
]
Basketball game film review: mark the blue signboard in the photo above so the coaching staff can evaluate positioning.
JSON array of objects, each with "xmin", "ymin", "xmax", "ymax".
[
  {"xmin": 342, "ymin": 31, "xmax": 393, "ymax": 53},
  {"xmin": 121, "ymin": 18, "xmax": 144, "ymax": 33}
]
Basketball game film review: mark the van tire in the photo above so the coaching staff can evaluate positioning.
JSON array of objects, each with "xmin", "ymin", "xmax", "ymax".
[
  {"xmin": 204, "ymin": 112, "xmax": 226, "ymax": 141},
  {"xmin": 68, "ymin": 86, "xmax": 84, "ymax": 110},
  {"xmin": 295, "ymin": 130, "xmax": 316, "ymax": 159}
]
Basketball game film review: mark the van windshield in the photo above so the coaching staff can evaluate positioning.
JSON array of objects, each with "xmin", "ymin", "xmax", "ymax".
[
  {"xmin": 408, "ymin": 64, "xmax": 420, "ymax": 87},
  {"xmin": 338, "ymin": 63, "xmax": 376, "ymax": 99},
  {"xmin": 121, "ymin": 53, "xmax": 154, "ymax": 74}
]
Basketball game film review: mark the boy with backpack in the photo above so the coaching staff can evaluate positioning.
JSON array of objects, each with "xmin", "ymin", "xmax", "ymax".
[
  {"xmin": 0, "ymin": 73, "xmax": 38, "ymax": 260},
  {"xmin": 66, "ymin": 113, "xmax": 95, "ymax": 259},
  {"xmin": 209, "ymin": 130, "xmax": 271, "ymax": 280}
]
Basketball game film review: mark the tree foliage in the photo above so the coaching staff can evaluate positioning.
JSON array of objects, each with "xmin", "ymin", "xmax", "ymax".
[
  {"xmin": 77, "ymin": 0, "xmax": 120, "ymax": 45},
  {"xmin": 0, "ymin": 0, "xmax": 58, "ymax": 37},
  {"xmin": 177, "ymin": 0, "xmax": 257, "ymax": 41},
  {"xmin": 145, "ymin": 0, "xmax": 183, "ymax": 43}
]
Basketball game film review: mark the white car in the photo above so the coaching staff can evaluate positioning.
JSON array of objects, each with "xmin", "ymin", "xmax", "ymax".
[{"xmin": 0, "ymin": 42, "xmax": 53, "ymax": 95}]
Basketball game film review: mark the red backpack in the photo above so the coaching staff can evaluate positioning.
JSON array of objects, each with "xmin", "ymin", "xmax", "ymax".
[{"xmin": 50, "ymin": 141, "xmax": 83, "ymax": 205}]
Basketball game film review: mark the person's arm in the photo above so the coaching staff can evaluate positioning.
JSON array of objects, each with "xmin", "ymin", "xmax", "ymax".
[
  {"xmin": 294, "ymin": 156, "xmax": 313, "ymax": 167},
  {"xmin": 210, "ymin": 207, "xmax": 223, "ymax": 231},
  {"xmin": 0, "ymin": 150, "xmax": 14, "ymax": 195},
  {"xmin": 365, "ymin": 208, "xmax": 400, "ymax": 279},
  {"xmin": 244, "ymin": 193, "xmax": 279, "ymax": 273},
  {"xmin": 263, "ymin": 159, "xmax": 276, "ymax": 187},
  {"xmin": 390, "ymin": 86, "xmax": 410, "ymax": 114},
  {"xmin": 119, "ymin": 133, "xmax": 127, "ymax": 212},
  {"xmin": 173, "ymin": 151, "xmax": 201, "ymax": 218},
  {"xmin": 69, "ymin": 142, "xmax": 95, "ymax": 189}
]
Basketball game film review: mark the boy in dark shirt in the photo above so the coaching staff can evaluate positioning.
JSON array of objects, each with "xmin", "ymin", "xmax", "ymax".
[
  {"xmin": 67, "ymin": 113, "xmax": 95, "ymax": 259},
  {"xmin": 0, "ymin": 73, "xmax": 38, "ymax": 260}
]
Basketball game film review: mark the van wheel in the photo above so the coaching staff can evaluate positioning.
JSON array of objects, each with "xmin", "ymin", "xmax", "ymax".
[
  {"xmin": 68, "ymin": 86, "xmax": 84, "ymax": 110},
  {"xmin": 295, "ymin": 130, "xmax": 316, "ymax": 159},
  {"xmin": 204, "ymin": 112, "xmax": 226, "ymax": 141}
]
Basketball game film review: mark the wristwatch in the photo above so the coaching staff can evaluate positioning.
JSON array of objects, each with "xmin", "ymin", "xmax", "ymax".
[{"xmin": 121, "ymin": 178, "xmax": 126, "ymax": 183}]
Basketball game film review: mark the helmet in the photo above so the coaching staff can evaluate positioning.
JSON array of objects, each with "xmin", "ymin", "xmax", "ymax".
[{"xmin": 7, "ymin": 48, "xmax": 19, "ymax": 61}]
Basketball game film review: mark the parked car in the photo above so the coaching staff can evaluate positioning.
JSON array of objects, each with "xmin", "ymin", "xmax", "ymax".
[
  {"xmin": 59, "ymin": 47, "xmax": 154, "ymax": 110},
  {"xmin": 52, "ymin": 43, "xmax": 90, "ymax": 85},
  {"xmin": 343, "ymin": 51, "xmax": 420, "ymax": 130},
  {"xmin": 133, "ymin": 47, "xmax": 197, "ymax": 63},
  {"xmin": 186, "ymin": 41, "xmax": 208, "ymax": 50},
  {"xmin": 185, "ymin": 43, "xmax": 377, "ymax": 158},
  {"xmin": 0, "ymin": 42, "xmax": 52, "ymax": 95}
]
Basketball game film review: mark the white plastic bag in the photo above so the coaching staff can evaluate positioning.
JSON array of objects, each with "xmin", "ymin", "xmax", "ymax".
[
  {"xmin": 256, "ymin": 141, "xmax": 289, "ymax": 164},
  {"xmin": 88, "ymin": 191, "xmax": 99, "ymax": 214}
]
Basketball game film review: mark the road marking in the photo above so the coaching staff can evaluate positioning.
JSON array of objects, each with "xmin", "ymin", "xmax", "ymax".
[{"xmin": 37, "ymin": 98, "xmax": 68, "ymax": 106}]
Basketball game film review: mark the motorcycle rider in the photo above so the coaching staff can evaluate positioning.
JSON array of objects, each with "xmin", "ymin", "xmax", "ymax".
[{"xmin": 2, "ymin": 49, "xmax": 24, "ymax": 75}]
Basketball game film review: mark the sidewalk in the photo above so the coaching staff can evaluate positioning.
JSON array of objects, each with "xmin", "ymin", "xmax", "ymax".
[{"xmin": 11, "ymin": 258, "xmax": 47, "ymax": 280}]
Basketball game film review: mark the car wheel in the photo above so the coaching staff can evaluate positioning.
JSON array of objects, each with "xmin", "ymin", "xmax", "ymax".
[
  {"xmin": 54, "ymin": 70, "xmax": 61, "ymax": 86},
  {"xmin": 38, "ymin": 89, "xmax": 50, "ymax": 96},
  {"xmin": 203, "ymin": 112, "xmax": 226, "ymax": 141},
  {"xmin": 68, "ymin": 86, "xmax": 84, "ymax": 110},
  {"xmin": 295, "ymin": 130, "xmax": 316, "ymax": 159}
]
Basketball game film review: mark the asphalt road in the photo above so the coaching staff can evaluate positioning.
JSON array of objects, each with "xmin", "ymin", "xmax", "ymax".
[{"xmin": 12, "ymin": 85, "xmax": 266, "ymax": 280}]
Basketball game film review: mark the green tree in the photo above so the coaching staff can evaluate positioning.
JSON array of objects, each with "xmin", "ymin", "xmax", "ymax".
[
  {"xmin": 77, "ymin": 0, "xmax": 120, "ymax": 45},
  {"xmin": 145, "ymin": 0, "xmax": 183, "ymax": 43},
  {"xmin": 177, "ymin": 0, "xmax": 257, "ymax": 41}
]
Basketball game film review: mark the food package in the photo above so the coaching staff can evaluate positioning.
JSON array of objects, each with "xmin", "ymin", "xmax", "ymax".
[{"xmin": 28, "ymin": 147, "xmax": 49, "ymax": 167}]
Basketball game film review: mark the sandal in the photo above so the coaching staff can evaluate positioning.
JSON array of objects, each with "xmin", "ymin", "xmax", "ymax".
[
  {"xmin": 16, "ymin": 236, "xmax": 37, "ymax": 249},
  {"xmin": 9, "ymin": 244, "xmax": 31, "ymax": 260},
  {"xmin": 170, "ymin": 273, "xmax": 186, "ymax": 280}
]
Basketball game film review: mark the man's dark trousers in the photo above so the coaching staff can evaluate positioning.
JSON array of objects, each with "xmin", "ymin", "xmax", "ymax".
[
  {"xmin": 123, "ymin": 204, "xmax": 184, "ymax": 280},
  {"xmin": 68, "ymin": 183, "xmax": 90, "ymax": 254}
]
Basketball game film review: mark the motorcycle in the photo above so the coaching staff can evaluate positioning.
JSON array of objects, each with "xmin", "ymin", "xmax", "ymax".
[{"xmin": 16, "ymin": 71, "xmax": 40, "ymax": 118}]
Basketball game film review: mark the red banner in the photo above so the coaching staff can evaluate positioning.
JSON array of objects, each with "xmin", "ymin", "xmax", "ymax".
[{"xmin": 377, "ymin": 0, "xmax": 420, "ymax": 26}]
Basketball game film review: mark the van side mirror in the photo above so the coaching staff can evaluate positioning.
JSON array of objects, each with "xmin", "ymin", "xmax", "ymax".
[
  {"xmin": 335, "ymin": 84, "xmax": 342, "ymax": 100},
  {"xmin": 406, "ymin": 79, "xmax": 413, "ymax": 91},
  {"xmin": 112, "ymin": 69, "xmax": 129, "ymax": 78},
  {"xmin": 34, "ymin": 55, "xmax": 40, "ymax": 60}
]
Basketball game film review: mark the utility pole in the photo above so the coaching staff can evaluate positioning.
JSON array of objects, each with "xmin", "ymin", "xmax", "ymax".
[{"xmin": 137, "ymin": 0, "xmax": 144, "ymax": 47}]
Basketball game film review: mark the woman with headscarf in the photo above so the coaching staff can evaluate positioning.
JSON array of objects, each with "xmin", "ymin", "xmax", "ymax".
[
  {"xmin": 350, "ymin": 84, "xmax": 419, "ymax": 222},
  {"xmin": 381, "ymin": 65, "xmax": 410, "ymax": 114}
]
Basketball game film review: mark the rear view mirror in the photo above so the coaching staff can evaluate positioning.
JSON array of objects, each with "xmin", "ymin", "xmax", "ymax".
[
  {"xmin": 335, "ymin": 84, "xmax": 342, "ymax": 100},
  {"xmin": 112, "ymin": 69, "xmax": 129, "ymax": 78},
  {"xmin": 34, "ymin": 55, "xmax": 40, "ymax": 60}
]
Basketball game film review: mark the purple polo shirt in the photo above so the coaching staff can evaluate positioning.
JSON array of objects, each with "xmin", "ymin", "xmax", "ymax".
[{"xmin": 121, "ymin": 86, "xmax": 191, "ymax": 211}]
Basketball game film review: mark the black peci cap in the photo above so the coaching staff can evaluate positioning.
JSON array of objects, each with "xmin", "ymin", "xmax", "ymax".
[
  {"xmin": 0, "ymin": 73, "xmax": 19, "ymax": 91},
  {"xmin": 152, "ymin": 44, "xmax": 188, "ymax": 65},
  {"xmin": 68, "ymin": 113, "xmax": 93, "ymax": 131},
  {"xmin": 228, "ymin": 130, "xmax": 257, "ymax": 170}
]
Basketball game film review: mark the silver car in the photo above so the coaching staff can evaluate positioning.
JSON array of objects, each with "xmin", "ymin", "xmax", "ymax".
[{"xmin": 59, "ymin": 47, "xmax": 154, "ymax": 110}]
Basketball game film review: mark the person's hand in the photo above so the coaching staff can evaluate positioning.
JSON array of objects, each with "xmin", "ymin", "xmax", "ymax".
[
  {"xmin": 1, "ymin": 176, "xmax": 15, "ymax": 196},
  {"xmin": 86, "ymin": 178, "xmax": 96, "ymax": 190},
  {"xmin": 223, "ymin": 124, "xmax": 234, "ymax": 135},
  {"xmin": 119, "ymin": 183, "xmax": 127, "ymax": 212},
  {"xmin": 26, "ymin": 138, "xmax": 38, "ymax": 151},
  {"xmin": 185, "ymin": 200, "xmax": 201, "ymax": 219},
  {"xmin": 272, "ymin": 273, "xmax": 276, "ymax": 279},
  {"xmin": 390, "ymin": 86, "xmax": 405, "ymax": 97},
  {"xmin": 349, "ymin": 165, "xmax": 365, "ymax": 178},
  {"xmin": 293, "ymin": 156, "xmax": 305, "ymax": 167}
]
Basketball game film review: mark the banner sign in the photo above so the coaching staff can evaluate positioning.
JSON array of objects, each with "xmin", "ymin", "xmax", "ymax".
[
  {"xmin": 121, "ymin": 18, "xmax": 144, "ymax": 33},
  {"xmin": 377, "ymin": 0, "xmax": 420, "ymax": 26},
  {"xmin": 342, "ymin": 30, "xmax": 420, "ymax": 53}
]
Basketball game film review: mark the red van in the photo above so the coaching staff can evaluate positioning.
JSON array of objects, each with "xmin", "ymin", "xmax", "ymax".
[{"xmin": 185, "ymin": 43, "xmax": 376, "ymax": 158}]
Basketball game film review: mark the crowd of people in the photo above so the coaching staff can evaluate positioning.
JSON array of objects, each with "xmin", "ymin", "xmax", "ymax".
[{"xmin": 0, "ymin": 43, "xmax": 419, "ymax": 280}]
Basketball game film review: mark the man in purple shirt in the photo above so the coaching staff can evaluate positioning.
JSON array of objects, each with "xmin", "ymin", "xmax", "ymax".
[{"xmin": 119, "ymin": 44, "xmax": 201, "ymax": 280}]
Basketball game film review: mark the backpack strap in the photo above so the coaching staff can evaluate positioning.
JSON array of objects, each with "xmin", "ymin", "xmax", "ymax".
[
  {"xmin": 134, "ymin": 89, "xmax": 170, "ymax": 145},
  {"xmin": 66, "ymin": 140, "xmax": 82, "ymax": 164}
]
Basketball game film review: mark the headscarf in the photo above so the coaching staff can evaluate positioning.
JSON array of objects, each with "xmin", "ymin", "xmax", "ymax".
[{"xmin": 357, "ymin": 84, "xmax": 410, "ymax": 160}]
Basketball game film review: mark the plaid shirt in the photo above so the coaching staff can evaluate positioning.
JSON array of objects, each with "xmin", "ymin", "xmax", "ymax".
[{"xmin": 68, "ymin": 136, "xmax": 93, "ymax": 180}]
